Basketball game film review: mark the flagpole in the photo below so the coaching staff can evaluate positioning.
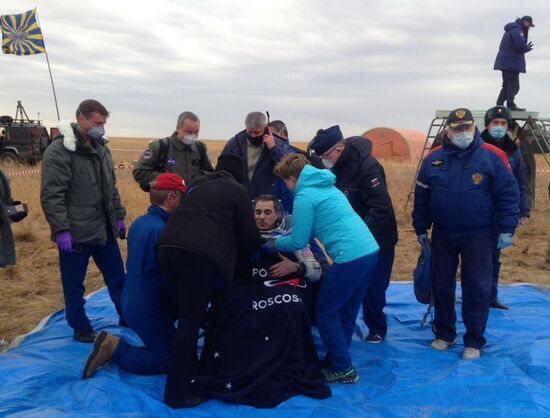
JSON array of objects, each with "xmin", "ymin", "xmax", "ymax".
[{"xmin": 34, "ymin": 8, "xmax": 60, "ymax": 121}]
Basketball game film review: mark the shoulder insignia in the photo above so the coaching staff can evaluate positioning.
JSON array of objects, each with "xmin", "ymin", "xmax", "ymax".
[{"xmin": 143, "ymin": 148, "xmax": 153, "ymax": 159}]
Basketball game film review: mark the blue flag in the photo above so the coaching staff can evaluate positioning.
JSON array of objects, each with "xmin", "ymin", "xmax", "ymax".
[{"xmin": 1, "ymin": 9, "xmax": 45, "ymax": 55}]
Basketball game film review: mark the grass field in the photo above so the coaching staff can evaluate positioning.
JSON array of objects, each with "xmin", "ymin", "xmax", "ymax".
[{"xmin": 0, "ymin": 137, "xmax": 549, "ymax": 346}]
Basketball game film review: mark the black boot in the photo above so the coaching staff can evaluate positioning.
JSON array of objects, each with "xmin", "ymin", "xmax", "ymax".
[
  {"xmin": 73, "ymin": 329, "xmax": 97, "ymax": 343},
  {"xmin": 490, "ymin": 298, "xmax": 509, "ymax": 310}
]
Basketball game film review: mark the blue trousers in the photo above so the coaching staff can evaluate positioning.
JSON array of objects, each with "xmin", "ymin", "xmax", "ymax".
[
  {"xmin": 431, "ymin": 228, "xmax": 492, "ymax": 349},
  {"xmin": 316, "ymin": 252, "xmax": 378, "ymax": 372},
  {"xmin": 113, "ymin": 294, "xmax": 176, "ymax": 374},
  {"xmin": 58, "ymin": 233, "xmax": 125, "ymax": 332},
  {"xmin": 362, "ymin": 247, "xmax": 395, "ymax": 338},
  {"xmin": 496, "ymin": 70, "xmax": 520, "ymax": 108}
]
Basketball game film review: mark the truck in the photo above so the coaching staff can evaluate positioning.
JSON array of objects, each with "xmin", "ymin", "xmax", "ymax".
[{"xmin": 0, "ymin": 101, "xmax": 51, "ymax": 166}]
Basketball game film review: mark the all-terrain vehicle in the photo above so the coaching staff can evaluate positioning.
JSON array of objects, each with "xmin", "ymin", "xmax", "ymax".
[{"xmin": 0, "ymin": 101, "xmax": 51, "ymax": 166}]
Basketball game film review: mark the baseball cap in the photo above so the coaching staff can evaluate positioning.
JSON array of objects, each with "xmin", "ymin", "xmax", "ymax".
[
  {"xmin": 152, "ymin": 173, "xmax": 187, "ymax": 193},
  {"xmin": 521, "ymin": 15, "xmax": 535, "ymax": 27},
  {"xmin": 447, "ymin": 108, "xmax": 474, "ymax": 129}
]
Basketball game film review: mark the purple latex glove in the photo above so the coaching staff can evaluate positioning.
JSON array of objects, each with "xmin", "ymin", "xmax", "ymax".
[
  {"xmin": 56, "ymin": 231, "xmax": 73, "ymax": 253},
  {"xmin": 117, "ymin": 219, "xmax": 126, "ymax": 239}
]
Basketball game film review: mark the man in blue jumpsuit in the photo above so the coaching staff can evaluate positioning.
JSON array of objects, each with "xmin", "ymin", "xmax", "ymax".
[
  {"xmin": 481, "ymin": 106, "xmax": 530, "ymax": 310},
  {"xmin": 413, "ymin": 108, "xmax": 519, "ymax": 360},
  {"xmin": 83, "ymin": 173, "xmax": 186, "ymax": 378}
]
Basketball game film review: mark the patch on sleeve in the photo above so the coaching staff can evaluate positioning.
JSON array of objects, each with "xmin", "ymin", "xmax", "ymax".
[
  {"xmin": 143, "ymin": 148, "xmax": 153, "ymax": 159},
  {"xmin": 370, "ymin": 177, "xmax": 381, "ymax": 188},
  {"xmin": 431, "ymin": 159, "xmax": 444, "ymax": 167}
]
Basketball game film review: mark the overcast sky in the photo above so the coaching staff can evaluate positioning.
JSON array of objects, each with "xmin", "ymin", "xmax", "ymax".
[{"xmin": 1, "ymin": 0, "xmax": 549, "ymax": 141}]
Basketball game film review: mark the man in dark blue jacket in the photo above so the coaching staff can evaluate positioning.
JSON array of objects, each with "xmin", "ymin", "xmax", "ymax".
[
  {"xmin": 83, "ymin": 173, "xmax": 186, "ymax": 379},
  {"xmin": 413, "ymin": 108, "xmax": 519, "ymax": 360},
  {"xmin": 310, "ymin": 126, "xmax": 398, "ymax": 344},
  {"xmin": 222, "ymin": 112, "xmax": 288, "ymax": 200},
  {"xmin": 494, "ymin": 16, "xmax": 535, "ymax": 111},
  {"xmin": 481, "ymin": 106, "xmax": 530, "ymax": 310}
]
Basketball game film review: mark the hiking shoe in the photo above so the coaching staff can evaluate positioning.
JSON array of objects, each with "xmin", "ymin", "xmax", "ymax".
[
  {"xmin": 82, "ymin": 331, "xmax": 120, "ymax": 379},
  {"xmin": 490, "ymin": 298, "xmax": 509, "ymax": 310},
  {"xmin": 73, "ymin": 329, "xmax": 97, "ymax": 343},
  {"xmin": 431, "ymin": 339, "xmax": 455, "ymax": 350},
  {"xmin": 322, "ymin": 366, "xmax": 359, "ymax": 384},
  {"xmin": 462, "ymin": 347, "xmax": 481, "ymax": 360},
  {"xmin": 365, "ymin": 332, "xmax": 384, "ymax": 344}
]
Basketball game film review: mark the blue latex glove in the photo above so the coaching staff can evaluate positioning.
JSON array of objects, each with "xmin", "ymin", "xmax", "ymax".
[
  {"xmin": 417, "ymin": 233, "xmax": 429, "ymax": 247},
  {"xmin": 55, "ymin": 231, "xmax": 73, "ymax": 253},
  {"xmin": 117, "ymin": 219, "xmax": 126, "ymax": 239},
  {"xmin": 497, "ymin": 233, "xmax": 513, "ymax": 250}
]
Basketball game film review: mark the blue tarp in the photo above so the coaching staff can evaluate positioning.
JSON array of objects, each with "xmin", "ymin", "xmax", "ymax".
[{"xmin": 1, "ymin": 283, "xmax": 550, "ymax": 417}]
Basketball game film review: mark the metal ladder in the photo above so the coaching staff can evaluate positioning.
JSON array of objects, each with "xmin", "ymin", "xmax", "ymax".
[
  {"xmin": 404, "ymin": 115, "xmax": 447, "ymax": 210},
  {"xmin": 526, "ymin": 117, "xmax": 550, "ymax": 168},
  {"xmin": 404, "ymin": 111, "xmax": 550, "ymax": 210}
]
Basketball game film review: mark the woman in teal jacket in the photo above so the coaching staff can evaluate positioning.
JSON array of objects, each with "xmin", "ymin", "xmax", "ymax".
[{"xmin": 271, "ymin": 154, "xmax": 379, "ymax": 384}]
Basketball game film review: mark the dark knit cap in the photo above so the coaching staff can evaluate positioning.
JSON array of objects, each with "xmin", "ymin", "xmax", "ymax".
[
  {"xmin": 216, "ymin": 153, "xmax": 245, "ymax": 184},
  {"xmin": 309, "ymin": 125, "xmax": 344, "ymax": 156}
]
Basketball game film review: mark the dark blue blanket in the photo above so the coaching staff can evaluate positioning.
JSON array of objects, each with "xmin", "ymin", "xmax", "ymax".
[{"xmin": 1, "ymin": 283, "xmax": 550, "ymax": 417}]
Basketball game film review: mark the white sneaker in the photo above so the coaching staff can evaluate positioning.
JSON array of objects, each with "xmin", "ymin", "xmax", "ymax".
[
  {"xmin": 431, "ymin": 339, "xmax": 455, "ymax": 350},
  {"xmin": 462, "ymin": 347, "xmax": 481, "ymax": 360}
]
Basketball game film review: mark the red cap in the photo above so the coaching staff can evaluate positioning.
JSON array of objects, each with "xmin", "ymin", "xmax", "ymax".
[{"xmin": 152, "ymin": 173, "xmax": 186, "ymax": 193}]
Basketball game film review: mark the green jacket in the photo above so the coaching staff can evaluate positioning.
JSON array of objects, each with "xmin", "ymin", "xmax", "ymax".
[
  {"xmin": 132, "ymin": 133, "xmax": 213, "ymax": 191},
  {"xmin": 40, "ymin": 121, "xmax": 126, "ymax": 245},
  {"xmin": 0, "ymin": 170, "xmax": 15, "ymax": 267}
]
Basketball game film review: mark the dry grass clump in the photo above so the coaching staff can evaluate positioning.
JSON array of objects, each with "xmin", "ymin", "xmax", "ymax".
[{"xmin": 0, "ymin": 138, "xmax": 548, "ymax": 346}]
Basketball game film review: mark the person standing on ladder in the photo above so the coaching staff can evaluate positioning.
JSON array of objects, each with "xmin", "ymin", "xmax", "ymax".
[
  {"xmin": 494, "ymin": 15, "xmax": 535, "ymax": 111},
  {"xmin": 481, "ymin": 106, "xmax": 530, "ymax": 310}
]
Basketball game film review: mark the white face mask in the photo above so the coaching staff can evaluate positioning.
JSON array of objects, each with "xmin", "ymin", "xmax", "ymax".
[
  {"xmin": 183, "ymin": 135, "xmax": 198, "ymax": 145},
  {"xmin": 451, "ymin": 132, "xmax": 474, "ymax": 149},
  {"xmin": 321, "ymin": 158, "xmax": 334, "ymax": 169}
]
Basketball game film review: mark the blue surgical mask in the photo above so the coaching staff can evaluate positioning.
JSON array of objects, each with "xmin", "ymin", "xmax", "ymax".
[
  {"xmin": 87, "ymin": 126, "xmax": 105, "ymax": 141},
  {"xmin": 489, "ymin": 126, "xmax": 507, "ymax": 140},
  {"xmin": 452, "ymin": 132, "xmax": 474, "ymax": 149}
]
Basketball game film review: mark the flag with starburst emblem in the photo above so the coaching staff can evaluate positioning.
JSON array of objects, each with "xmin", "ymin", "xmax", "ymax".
[{"xmin": 1, "ymin": 9, "xmax": 45, "ymax": 55}]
